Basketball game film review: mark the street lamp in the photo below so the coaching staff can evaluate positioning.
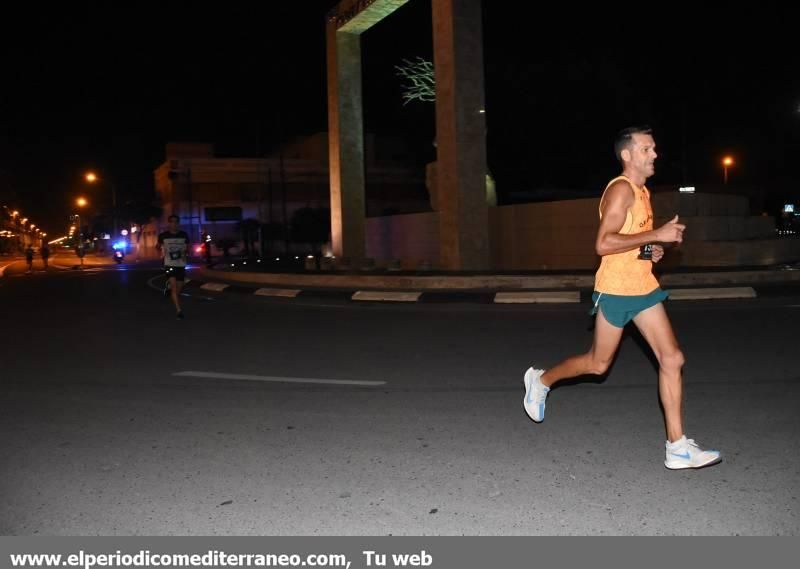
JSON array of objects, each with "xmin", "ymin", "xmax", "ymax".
[
  {"xmin": 723, "ymin": 156, "xmax": 734, "ymax": 185},
  {"xmin": 84, "ymin": 171, "xmax": 117, "ymax": 237},
  {"xmin": 72, "ymin": 197, "xmax": 90, "ymax": 263}
]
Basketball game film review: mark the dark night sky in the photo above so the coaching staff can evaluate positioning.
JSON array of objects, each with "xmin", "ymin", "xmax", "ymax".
[{"xmin": 2, "ymin": 1, "xmax": 798, "ymax": 234}]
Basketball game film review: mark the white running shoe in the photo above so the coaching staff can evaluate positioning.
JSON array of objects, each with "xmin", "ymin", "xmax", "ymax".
[
  {"xmin": 664, "ymin": 436, "xmax": 721, "ymax": 469},
  {"xmin": 523, "ymin": 367, "xmax": 549, "ymax": 423}
]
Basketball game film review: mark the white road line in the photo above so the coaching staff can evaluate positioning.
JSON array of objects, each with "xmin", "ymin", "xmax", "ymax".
[
  {"xmin": 146, "ymin": 274, "xmax": 198, "ymax": 297},
  {"xmin": 173, "ymin": 370, "xmax": 386, "ymax": 387},
  {"xmin": 352, "ymin": 291, "xmax": 421, "ymax": 302},
  {"xmin": 146, "ymin": 274, "xmax": 166, "ymax": 292},
  {"xmin": 0, "ymin": 260, "xmax": 18, "ymax": 277},
  {"xmin": 200, "ymin": 282, "xmax": 230, "ymax": 292},
  {"xmin": 49, "ymin": 261, "xmax": 79, "ymax": 270},
  {"xmin": 494, "ymin": 291, "xmax": 580, "ymax": 304},
  {"xmin": 668, "ymin": 287, "xmax": 757, "ymax": 300},
  {"xmin": 254, "ymin": 288, "xmax": 301, "ymax": 298}
]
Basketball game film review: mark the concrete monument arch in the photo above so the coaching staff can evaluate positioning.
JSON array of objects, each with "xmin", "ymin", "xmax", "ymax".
[{"xmin": 326, "ymin": 0, "xmax": 489, "ymax": 270}]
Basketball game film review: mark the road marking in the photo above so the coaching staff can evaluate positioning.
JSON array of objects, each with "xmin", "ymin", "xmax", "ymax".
[
  {"xmin": 200, "ymin": 282, "xmax": 230, "ymax": 292},
  {"xmin": 173, "ymin": 371, "xmax": 386, "ymax": 387},
  {"xmin": 147, "ymin": 274, "xmax": 202, "ymax": 298},
  {"xmin": 50, "ymin": 262, "xmax": 80, "ymax": 270},
  {"xmin": 146, "ymin": 274, "xmax": 168, "ymax": 294},
  {"xmin": 0, "ymin": 261, "xmax": 18, "ymax": 277},
  {"xmin": 352, "ymin": 291, "xmax": 421, "ymax": 302},
  {"xmin": 494, "ymin": 291, "xmax": 580, "ymax": 304},
  {"xmin": 668, "ymin": 287, "xmax": 757, "ymax": 300},
  {"xmin": 254, "ymin": 288, "xmax": 301, "ymax": 298}
]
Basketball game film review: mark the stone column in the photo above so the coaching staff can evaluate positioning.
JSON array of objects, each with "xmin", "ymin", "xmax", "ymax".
[
  {"xmin": 432, "ymin": 0, "xmax": 489, "ymax": 270},
  {"xmin": 326, "ymin": 24, "xmax": 366, "ymax": 261}
]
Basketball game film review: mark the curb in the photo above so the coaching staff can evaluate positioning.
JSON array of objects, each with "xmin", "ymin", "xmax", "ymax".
[
  {"xmin": 171, "ymin": 265, "xmax": 800, "ymax": 305},
  {"xmin": 181, "ymin": 279, "xmax": 766, "ymax": 305}
]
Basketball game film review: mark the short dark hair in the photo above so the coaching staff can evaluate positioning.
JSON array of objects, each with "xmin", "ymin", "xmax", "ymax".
[
  {"xmin": 614, "ymin": 126, "xmax": 653, "ymax": 163},
  {"xmin": 168, "ymin": 215, "xmax": 180, "ymax": 222}
]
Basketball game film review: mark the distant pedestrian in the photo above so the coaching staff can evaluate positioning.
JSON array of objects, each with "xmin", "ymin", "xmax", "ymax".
[
  {"xmin": 25, "ymin": 246, "xmax": 34, "ymax": 272},
  {"xmin": 75, "ymin": 244, "xmax": 85, "ymax": 268},
  {"xmin": 203, "ymin": 232, "xmax": 213, "ymax": 266},
  {"xmin": 40, "ymin": 243, "xmax": 50, "ymax": 269},
  {"xmin": 157, "ymin": 215, "xmax": 191, "ymax": 319}
]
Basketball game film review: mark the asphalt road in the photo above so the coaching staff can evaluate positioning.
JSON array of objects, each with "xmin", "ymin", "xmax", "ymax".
[{"xmin": 1, "ymin": 257, "xmax": 798, "ymax": 535}]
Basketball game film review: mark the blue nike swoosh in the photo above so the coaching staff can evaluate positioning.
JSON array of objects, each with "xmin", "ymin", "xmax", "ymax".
[
  {"xmin": 525, "ymin": 381, "xmax": 534, "ymax": 403},
  {"xmin": 671, "ymin": 451, "xmax": 691, "ymax": 460}
]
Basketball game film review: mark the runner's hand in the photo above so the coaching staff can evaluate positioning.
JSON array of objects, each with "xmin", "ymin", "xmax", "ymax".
[
  {"xmin": 651, "ymin": 244, "xmax": 664, "ymax": 263},
  {"xmin": 656, "ymin": 215, "xmax": 685, "ymax": 243}
]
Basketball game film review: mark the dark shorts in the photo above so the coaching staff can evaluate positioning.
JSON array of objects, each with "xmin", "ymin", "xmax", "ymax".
[
  {"xmin": 590, "ymin": 288, "xmax": 669, "ymax": 328},
  {"xmin": 164, "ymin": 266, "xmax": 186, "ymax": 281}
]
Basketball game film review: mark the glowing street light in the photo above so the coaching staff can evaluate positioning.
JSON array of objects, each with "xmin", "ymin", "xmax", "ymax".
[
  {"xmin": 76, "ymin": 197, "xmax": 88, "ymax": 208},
  {"xmin": 723, "ymin": 156, "xmax": 734, "ymax": 185},
  {"xmin": 84, "ymin": 170, "xmax": 117, "ymax": 236}
]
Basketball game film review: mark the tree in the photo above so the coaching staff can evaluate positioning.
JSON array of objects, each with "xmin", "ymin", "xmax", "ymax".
[
  {"xmin": 396, "ymin": 56, "xmax": 497, "ymax": 207},
  {"xmin": 237, "ymin": 218, "xmax": 261, "ymax": 257},
  {"xmin": 290, "ymin": 207, "xmax": 330, "ymax": 255},
  {"xmin": 259, "ymin": 222, "xmax": 286, "ymax": 256},
  {"xmin": 395, "ymin": 57, "xmax": 436, "ymax": 105}
]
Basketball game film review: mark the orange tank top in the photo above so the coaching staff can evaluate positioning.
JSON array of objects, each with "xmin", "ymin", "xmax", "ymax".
[{"xmin": 594, "ymin": 176, "xmax": 660, "ymax": 296}]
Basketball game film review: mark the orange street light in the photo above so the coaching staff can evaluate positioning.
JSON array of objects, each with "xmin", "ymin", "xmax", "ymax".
[
  {"xmin": 76, "ymin": 197, "xmax": 88, "ymax": 208},
  {"xmin": 84, "ymin": 170, "xmax": 118, "ymax": 235},
  {"xmin": 723, "ymin": 156, "xmax": 734, "ymax": 184}
]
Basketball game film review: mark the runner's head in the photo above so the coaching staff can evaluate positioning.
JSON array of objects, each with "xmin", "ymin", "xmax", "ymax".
[
  {"xmin": 614, "ymin": 126, "xmax": 657, "ymax": 178},
  {"xmin": 167, "ymin": 215, "xmax": 180, "ymax": 232}
]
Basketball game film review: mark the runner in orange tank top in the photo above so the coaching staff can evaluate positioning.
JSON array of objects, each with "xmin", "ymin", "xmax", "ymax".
[{"xmin": 521, "ymin": 126, "xmax": 721, "ymax": 470}]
